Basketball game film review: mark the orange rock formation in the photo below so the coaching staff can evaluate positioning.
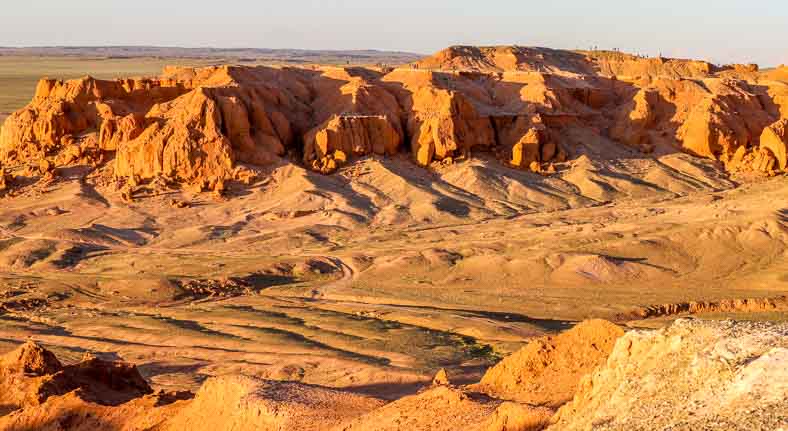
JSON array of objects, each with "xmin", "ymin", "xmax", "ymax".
[
  {"xmin": 0, "ymin": 341, "xmax": 160, "ymax": 417},
  {"xmin": 414, "ymin": 45, "xmax": 756, "ymax": 79},
  {"xmin": 759, "ymin": 118, "xmax": 788, "ymax": 171},
  {"xmin": 473, "ymin": 320, "xmax": 624, "ymax": 407},
  {"xmin": 1, "ymin": 46, "xmax": 787, "ymax": 193}
]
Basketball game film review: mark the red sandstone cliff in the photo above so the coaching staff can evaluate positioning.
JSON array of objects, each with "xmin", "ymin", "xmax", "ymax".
[{"xmin": 1, "ymin": 47, "xmax": 787, "ymax": 193}]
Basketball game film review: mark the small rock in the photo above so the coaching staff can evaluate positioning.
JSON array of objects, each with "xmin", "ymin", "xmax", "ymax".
[{"xmin": 432, "ymin": 368, "xmax": 450, "ymax": 386}]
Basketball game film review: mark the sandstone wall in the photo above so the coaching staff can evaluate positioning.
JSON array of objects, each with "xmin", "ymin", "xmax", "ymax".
[{"xmin": 2, "ymin": 47, "xmax": 787, "ymax": 191}]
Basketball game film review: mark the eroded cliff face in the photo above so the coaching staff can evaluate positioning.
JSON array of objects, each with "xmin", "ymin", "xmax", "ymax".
[
  {"xmin": 0, "ymin": 76, "xmax": 186, "ymax": 163},
  {"xmin": 112, "ymin": 88, "xmax": 236, "ymax": 186},
  {"xmin": 304, "ymin": 115, "xmax": 402, "ymax": 173},
  {"xmin": 1, "ymin": 47, "xmax": 787, "ymax": 193}
]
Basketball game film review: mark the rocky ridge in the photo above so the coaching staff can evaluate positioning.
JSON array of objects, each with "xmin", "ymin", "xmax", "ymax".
[
  {"xmin": 0, "ymin": 319, "xmax": 784, "ymax": 430},
  {"xmin": 473, "ymin": 320, "xmax": 624, "ymax": 407},
  {"xmin": 1, "ymin": 46, "xmax": 787, "ymax": 196},
  {"xmin": 550, "ymin": 319, "xmax": 787, "ymax": 431}
]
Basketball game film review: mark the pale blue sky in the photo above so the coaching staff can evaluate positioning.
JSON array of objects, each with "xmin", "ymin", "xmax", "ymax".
[{"xmin": 1, "ymin": 1, "xmax": 786, "ymax": 66}]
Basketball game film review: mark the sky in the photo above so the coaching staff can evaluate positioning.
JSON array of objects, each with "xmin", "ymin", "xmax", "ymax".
[{"xmin": 1, "ymin": 0, "xmax": 786, "ymax": 67}]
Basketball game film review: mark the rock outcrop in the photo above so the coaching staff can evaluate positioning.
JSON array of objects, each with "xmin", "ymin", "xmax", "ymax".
[
  {"xmin": 0, "ymin": 76, "xmax": 185, "ymax": 163},
  {"xmin": 610, "ymin": 89, "xmax": 657, "ymax": 151},
  {"xmin": 303, "ymin": 115, "xmax": 402, "ymax": 173},
  {"xmin": 301, "ymin": 67, "xmax": 405, "ymax": 172},
  {"xmin": 759, "ymin": 118, "xmax": 788, "ymax": 171},
  {"xmin": 158, "ymin": 375, "xmax": 385, "ymax": 431},
  {"xmin": 492, "ymin": 114, "xmax": 556, "ymax": 171},
  {"xmin": 589, "ymin": 52, "xmax": 717, "ymax": 79},
  {"xmin": 0, "ymin": 342, "xmax": 186, "ymax": 430},
  {"xmin": 406, "ymin": 88, "xmax": 495, "ymax": 166},
  {"xmin": 1, "ymin": 319, "xmax": 784, "ymax": 431},
  {"xmin": 678, "ymin": 80, "xmax": 773, "ymax": 160},
  {"xmin": 0, "ymin": 341, "xmax": 154, "ymax": 413},
  {"xmin": 2, "ymin": 46, "xmax": 788, "ymax": 194},
  {"xmin": 617, "ymin": 296, "xmax": 788, "ymax": 321},
  {"xmin": 549, "ymin": 319, "xmax": 788, "ymax": 431},
  {"xmin": 473, "ymin": 320, "xmax": 625, "ymax": 407},
  {"xmin": 0, "ymin": 166, "xmax": 10, "ymax": 195},
  {"xmin": 339, "ymin": 385, "xmax": 553, "ymax": 431},
  {"xmin": 415, "ymin": 45, "xmax": 747, "ymax": 79},
  {"xmin": 762, "ymin": 65, "xmax": 788, "ymax": 83}
]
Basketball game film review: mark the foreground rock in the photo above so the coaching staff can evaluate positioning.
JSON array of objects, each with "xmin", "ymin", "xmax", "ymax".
[
  {"xmin": 0, "ymin": 342, "xmax": 382, "ymax": 431},
  {"xmin": 338, "ymin": 385, "xmax": 553, "ymax": 431},
  {"xmin": 0, "ymin": 341, "xmax": 184, "ymax": 430},
  {"xmin": 0, "ymin": 341, "xmax": 153, "ymax": 411},
  {"xmin": 0, "ymin": 319, "xmax": 784, "ymax": 430},
  {"xmin": 550, "ymin": 319, "xmax": 788, "ymax": 431},
  {"xmin": 474, "ymin": 319, "xmax": 625, "ymax": 407},
  {"xmin": 0, "ymin": 391, "xmax": 184, "ymax": 431},
  {"xmin": 159, "ymin": 375, "xmax": 385, "ymax": 431}
]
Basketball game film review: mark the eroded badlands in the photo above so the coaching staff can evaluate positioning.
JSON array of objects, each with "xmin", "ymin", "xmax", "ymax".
[{"xmin": 0, "ymin": 46, "xmax": 786, "ymax": 430}]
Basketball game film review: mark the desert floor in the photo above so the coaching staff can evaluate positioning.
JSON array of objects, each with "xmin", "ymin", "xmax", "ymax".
[
  {"xmin": 0, "ymin": 147, "xmax": 786, "ymax": 398},
  {"xmin": 1, "ymin": 58, "xmax": 786, "ymax": 400}
]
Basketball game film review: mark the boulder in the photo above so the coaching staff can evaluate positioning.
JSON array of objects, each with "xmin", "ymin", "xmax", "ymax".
[
  {"xmin": 474, "ymin": 320, "xmax": 624, "ymax": 407},
  {"xmin": 759, "ymin": 118, "xmax": 788, "ymax": 170}
]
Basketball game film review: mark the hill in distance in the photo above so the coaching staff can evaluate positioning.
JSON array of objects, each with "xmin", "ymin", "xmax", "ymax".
[{"xmin": 0, "ymin": 46, "xmax": 423, "ymax": 65}]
